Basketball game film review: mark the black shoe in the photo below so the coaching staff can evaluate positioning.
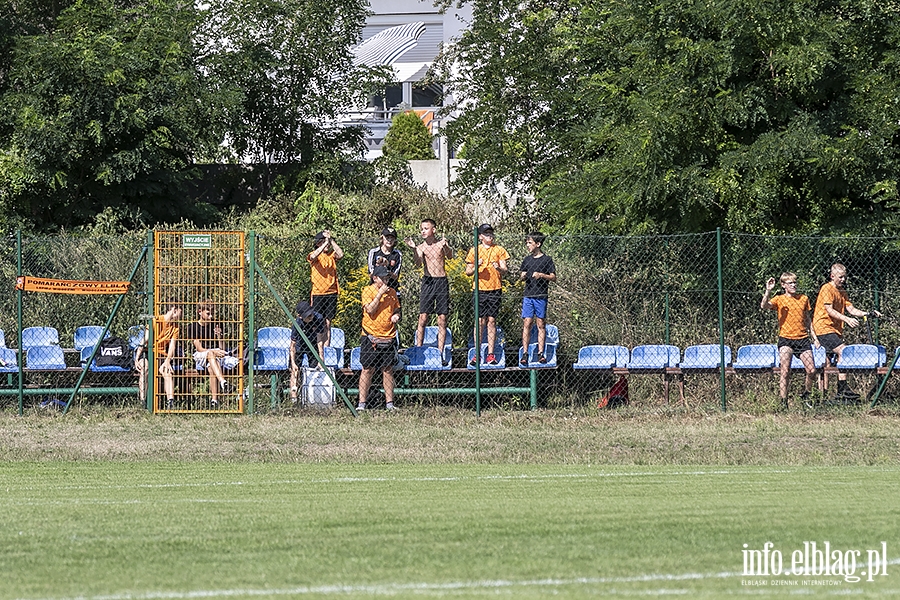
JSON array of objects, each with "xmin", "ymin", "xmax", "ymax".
[
  {"xmin": 799, "ymin": 391, "xmax": 815, "ymax": 409},
  {"xmin": 469, "ymin": 356, "xmax": 478, "ymax": 367},
  {"xmin": 836, "ymin": 386, "xmax": 861, "ymax": 402}
]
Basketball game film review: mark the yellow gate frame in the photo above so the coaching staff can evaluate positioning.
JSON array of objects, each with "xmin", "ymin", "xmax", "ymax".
[{"xmin": 151, "ymin": 231, "xmax": 246, "ymax": 414}]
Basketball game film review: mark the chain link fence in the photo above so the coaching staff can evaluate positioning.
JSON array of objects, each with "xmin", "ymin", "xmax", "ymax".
[{"xmin": 3, "ymin": 229, "xmax": 899, "ymax": 413}]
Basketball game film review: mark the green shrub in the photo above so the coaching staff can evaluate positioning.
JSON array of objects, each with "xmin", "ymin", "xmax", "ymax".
[{"xmin": 381, "ymin": 111, "xmax": 435, "ymax": 160}]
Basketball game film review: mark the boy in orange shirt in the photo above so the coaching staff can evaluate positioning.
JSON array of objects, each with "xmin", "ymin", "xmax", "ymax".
[
  {"xmin": 812, "ymin": 263, "xmax": 880, "ymax": 401},
  {"xmin": 761, "ymin": 273, "xmax": 819, "ymax": 408},
  {"xmin": 153, "ymin": 301, "xmax": 182, "ymax": 410},
  {"xmin": 307, "ymin": 229, "xmax": 344, "ymax": 347},
  {"xmin": 358, "ymin": 266, "xmax": 401, "ymax": 411},
  {"xmin": 465, "ymin": 224, "xmax": 509, "ymax": 365}
]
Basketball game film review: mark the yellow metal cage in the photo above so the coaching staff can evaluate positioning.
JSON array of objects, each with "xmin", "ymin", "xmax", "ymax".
[{"xmin": 152, "ymin": 232, "xmax": 245, "ymax": 413}]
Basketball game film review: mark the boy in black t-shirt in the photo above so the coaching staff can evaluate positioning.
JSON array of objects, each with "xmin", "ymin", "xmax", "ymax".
[
  {"xmin": 519, "ymin": 232, "xmax": 557, "ymax": 366},
  {"xmin": 184, "ymin": 300, "xmax": 239, "ymax": 406}
]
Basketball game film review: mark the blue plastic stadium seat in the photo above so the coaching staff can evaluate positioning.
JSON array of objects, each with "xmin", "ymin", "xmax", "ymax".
[
  {"xmin": 518, "ymin": 343, "xmax": 557, "ymax": 369},
  {"xmin": 467, "ymin": 344, "xmax": 506, "ymax": 370},
  {"xmin": 0, "ymin": 347, "xmax": 17, "ymax": 372},
  {"xmin": 517, "ymin": 324, "xmax": 558, "ymax": 369},
  {"xmin": 627, "ymin": 345, "xmax": 680, "ymax": 370},
  {"xmin": 22, "ymin": 327, "xmax": 60, "ymax": 350},
  {"xmin": 790, "ymin": 345, "xmax": 826, "ymax": 369},
  {"xmin": 732, "ymin": 344, "xmax": 778, "ymax": 369},
  {"xmin": 319, "ymin": 346, "xmax": 342, "ymax": 369},
  {"xmin": 573, "ymin": 345, "xmax": 630, "ymax": 369},
  {"xmin": 26, "ymin": 345, "xmax": 67, "ymax": 370},
  {"xmin": 422, "ymin": 326, "xmax": 453, "ymax": 366},
  {"xmin": 349, "ymin": 347, "xmax": 362, "ymax": 371},
  {"xmin": 837, "ymin": 344, "xmax": 886, "ymax": 369},
  {"xmin": 127, "ymin": 325, "xmax": 146, "ymax": 350},
  {"xmin": 74, "ymin": 326, "xmax": 110, "ymax": 352},
  {"xmin": 255, "ymin": 347, "xmax": 289, "ymax": 371},
  {"xmin": 325, "ymin": 327, "xmax": 345, "ymax": 369},
  {"xmin": 0, "ymin": 329, "xmax": 6, "ymax": 348},
  {"xmin": 679, "ymin": 344, "xmax": 732, "ymax": 369},
  {"xmin": 254, "ymin": 327, "xmax": 291, "ymax": 371},
  {"xmin": 885, "ymin": 346, "xmax": 900, "ymax": 371},
  {"xmin": 404, "ymin": 346, "xmax": 448, "ymax": 371}
]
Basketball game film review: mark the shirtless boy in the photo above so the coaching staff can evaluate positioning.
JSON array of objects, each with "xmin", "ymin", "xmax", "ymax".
[{"xmin": 405, "ymin": 219, "xmax": 454, "ymax": 361}]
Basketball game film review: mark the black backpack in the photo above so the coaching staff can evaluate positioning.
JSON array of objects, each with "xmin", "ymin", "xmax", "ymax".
[{"xmin": 94, "ymin": 337, "xmax": 133, "ymax": 369}]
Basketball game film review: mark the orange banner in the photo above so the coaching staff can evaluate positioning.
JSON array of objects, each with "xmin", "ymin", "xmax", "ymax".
[{"xmin": 15, "ymin": 276, "xmax": 131, "ymax": 295}]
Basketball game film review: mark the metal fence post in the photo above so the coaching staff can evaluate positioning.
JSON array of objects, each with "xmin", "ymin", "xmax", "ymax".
[
  {"xmin": 717, "ymin": 228, "xmax": 726, "ymax": 412},
  {"xmin": 147, "ymin": 229, "xmax": 156, "ymax": 412},
  {"xmin": 247, "ymin": 231, "xmax": 256, "ymax": 414},
  {"xmin": 16, "ymin": 229, "xmax": 23, "ymax": 416},
  {"xmin": 473, "ymin": 226, "xmax": 481, "ymax": 417}
]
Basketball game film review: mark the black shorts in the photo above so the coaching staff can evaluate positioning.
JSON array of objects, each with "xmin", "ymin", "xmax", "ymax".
[
  {"xmin": 778, "ymin": 337, "xmax": 812, "ymax": 357},
  {"xmin": 359, "ymin": 335, "xmax": 396, "ymax": 370},
  {"xmin": 817, "ymin": 332, "xmax": 844, "ymax": 353},
  {"xmin": 476, "ymin": 289, "xmax": 502, "ymax": 318},
  {"xmin": 311, "ymin": 294, "xmax": 338, "ymax": 320},
  {"xmin": 419, "ymin": 276, "xmax": 450, "ymax": 315}
]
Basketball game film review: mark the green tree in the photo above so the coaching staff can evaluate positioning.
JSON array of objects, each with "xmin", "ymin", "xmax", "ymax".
[
  {"xmin": 381, "ymin": 110, "xmax": 436, "ymax": 160},
  {"xmin": 439, "ymin": 0, "xmax": 900, "ymax": 235},
  {"xmin": 198, "ymin": 0, "xmax": 384, "ymax": 170},
  {"xmin": 0, "ymin": 0, "xmax": 219, "ymax": 229}
]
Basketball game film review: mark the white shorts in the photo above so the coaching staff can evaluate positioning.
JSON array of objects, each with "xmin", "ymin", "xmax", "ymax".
[{"xmin": 193, "ymin": 351, "xmax": 240, "ymax": 372}]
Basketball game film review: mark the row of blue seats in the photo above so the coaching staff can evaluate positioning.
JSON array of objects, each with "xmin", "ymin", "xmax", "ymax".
[
  {"xmin": 0, "ymin": 326, "xmax": 145, "ymax": 372},
  {"xmin": 255, "ymin": 325, "xmax": 561, "ymax": 372},
  {"xmin": 572, "ymin": 343, "xmax": 895, "ymax": 370}
]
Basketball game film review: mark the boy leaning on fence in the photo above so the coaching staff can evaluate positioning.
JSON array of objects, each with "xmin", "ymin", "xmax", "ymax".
[
  {"xmin": 812, "ymin": 263, "xmax": 881, "ymax": 402},
  {"xmin": 307, "ymin": 229, "xmax": 343, "ymax": 347},
  {"xmin": 405, "ymin": 218, "xmax": 454, "ymax": 362},
  {"xmin": 153, "ymin": 301, "xmax": 182, "ymax": 410},
  {"xmin": 519, "ymin": 232, "xmax": 556, "ymax": 366},
  {"xmin": 466, "ymin": 224, "xmax": 509, "ymax": 366},
  {"xmin": 761, "ymin": 273, "xmax": 818, "ymax": 409}
]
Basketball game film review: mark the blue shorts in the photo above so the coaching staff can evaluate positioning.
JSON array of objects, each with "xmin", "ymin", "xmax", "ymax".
[{"xmin": 521, "ymin": 297, "xmax": 548, "ymax": 319}]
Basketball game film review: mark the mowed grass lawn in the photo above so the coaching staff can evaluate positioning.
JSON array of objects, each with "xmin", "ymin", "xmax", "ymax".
[{"xmin": 1, "ymin": 462, "xmax": 899, "ymax": 599}]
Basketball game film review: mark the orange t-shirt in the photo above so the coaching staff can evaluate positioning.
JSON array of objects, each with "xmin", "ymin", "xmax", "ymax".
[
  {"xmin": 465, "ymin": 244, "xmax": 510, "ymax": 291},
  {"xmin": 813, "ymin": 282, "xmax": 852, "ymax": 336},
  {"xmin": 361, "ymin": 284, "xmax": 400, "ymax": 338},
  {"xmin": 308, "ymin": 251, "xmax": 339, "ymax": 295},
  {"xmin": 769, "ymin": 294, "xmax": 811, "ymax": 340},
  {"xmin": 153, "ymin": 315, "xmax": 179, "ymax": 357}
]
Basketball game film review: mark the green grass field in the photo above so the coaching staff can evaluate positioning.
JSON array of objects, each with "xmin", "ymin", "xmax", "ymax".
[{"xmin": 1, "ymin": 461, "xmax": 898, "ymax": 599}]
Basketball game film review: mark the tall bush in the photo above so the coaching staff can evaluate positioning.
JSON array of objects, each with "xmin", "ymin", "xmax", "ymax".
[{"xmin": 381, "ymin": 111, "xmax": 435, "ymax": 160}]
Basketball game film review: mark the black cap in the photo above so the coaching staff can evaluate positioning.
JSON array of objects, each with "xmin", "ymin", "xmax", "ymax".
[
  {"xmin": 477, "ymin": 223, "xmax": 494, "ymax": 235},
  {"xmin": 372, "ymin": 266, "xmax": 391, "ymax": 280},
  {"xmin": 314, "ymin": 231, "xmax": 326, "ymax": 244},
  {"xmin": 382, "ymin": 227, "xmax": 397, "ymax": 238},
  {"xmin": 294, "ymin": 301, "xmax": 314, "ymax": 319}
]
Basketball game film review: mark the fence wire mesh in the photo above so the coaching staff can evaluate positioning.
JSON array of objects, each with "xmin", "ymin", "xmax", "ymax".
[{"xmin": 3, "ymin": 229, "xmax": 900, "ymax": 413}]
